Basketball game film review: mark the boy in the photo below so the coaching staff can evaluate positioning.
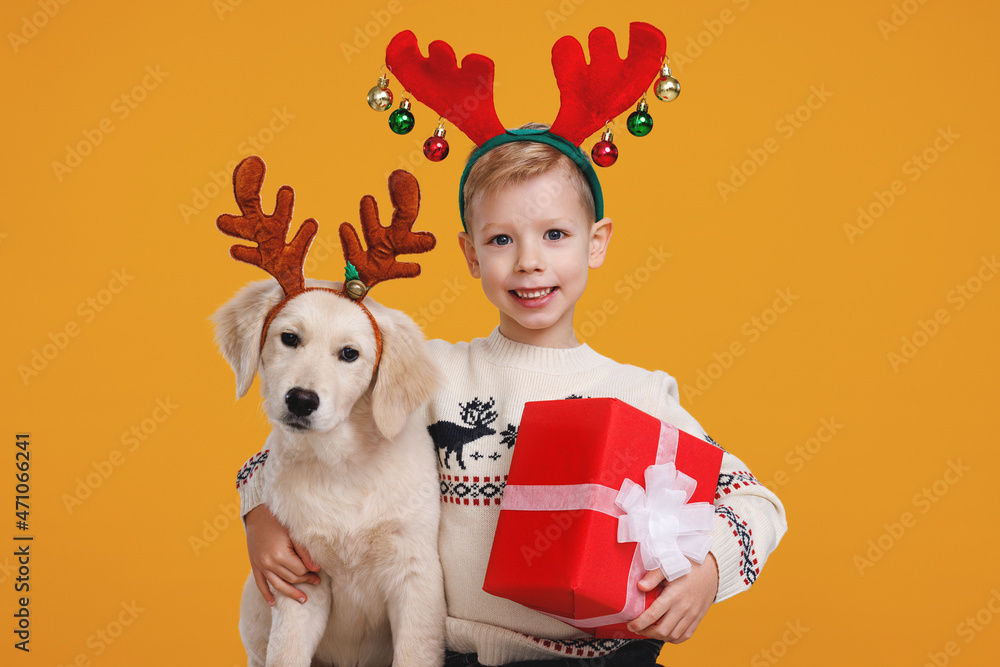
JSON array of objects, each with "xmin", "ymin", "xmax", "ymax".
[{"xmin": 237, "ymin": 126, "xmax": 787, "ymax": 666}]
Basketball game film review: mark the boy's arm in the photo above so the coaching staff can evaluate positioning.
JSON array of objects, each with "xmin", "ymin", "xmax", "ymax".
[
  {"xmin": 653, "ymin": 372, "xmax": 788, "ymax": 600},
  {"xmin": 705, "ymin": 448, "xmax": 787, "ymax": 602},
  {"xmin": 627, "ymin": 374, "xmax": 787, "ymax": 641},
  {"xmin": 628, "ymin": 449, "xmax": 787, "ymax": 642},
  {"xmin": 237, "ymin": 450, "xmax": 321, "ymax": 604}
]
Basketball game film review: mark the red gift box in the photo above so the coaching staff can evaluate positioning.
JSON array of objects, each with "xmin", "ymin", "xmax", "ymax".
[{"xmin": 483, "ymin": 398, "xmax": 723, "ymax": 639}]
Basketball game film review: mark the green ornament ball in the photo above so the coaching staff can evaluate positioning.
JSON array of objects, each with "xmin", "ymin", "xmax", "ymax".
[
  {"xmin": 388, "ymin": 108, "xmax": 415, "ymax": 135},
  {"xmin": 626, "ymin": 110, "xmax": 654, "ymax": 137}
]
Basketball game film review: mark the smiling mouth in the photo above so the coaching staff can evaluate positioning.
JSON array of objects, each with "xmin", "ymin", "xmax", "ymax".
[{"xmin": 511, "ymin": 287, "xmax": 556, "ymax": 299}]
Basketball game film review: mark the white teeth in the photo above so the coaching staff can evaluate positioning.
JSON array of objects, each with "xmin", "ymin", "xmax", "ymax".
[{"xmin": 514, "ymin": 287, "xmax": 554, "ymax": 299}]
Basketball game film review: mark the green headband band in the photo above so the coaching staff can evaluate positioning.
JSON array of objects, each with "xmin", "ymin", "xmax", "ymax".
[{"xmin": 458, "ymin": 128, "xmax": 605, "ymax": 231}]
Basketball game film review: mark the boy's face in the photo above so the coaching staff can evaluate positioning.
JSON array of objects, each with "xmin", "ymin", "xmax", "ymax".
[{"xmin": 458, "ymin": 167, "xmax": 612, "ymax": 348}]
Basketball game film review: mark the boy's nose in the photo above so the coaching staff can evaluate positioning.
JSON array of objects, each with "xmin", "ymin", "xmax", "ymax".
[{"xmin": 515, "ymin": 244, "xmax": 545, "ymax": 272}]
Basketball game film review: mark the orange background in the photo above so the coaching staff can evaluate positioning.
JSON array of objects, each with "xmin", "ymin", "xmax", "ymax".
[{"xmin": 3, "ymin": 0, "xmax": 998, "ymax": 665}]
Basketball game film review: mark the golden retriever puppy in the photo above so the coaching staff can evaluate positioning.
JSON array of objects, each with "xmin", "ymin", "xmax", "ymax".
[{"xmin": 213, "ymin": 278, "xmax": 444, "ymax": 667}]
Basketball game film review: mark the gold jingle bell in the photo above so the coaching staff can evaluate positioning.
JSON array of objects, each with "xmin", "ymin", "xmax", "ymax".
[
  {"xmin": 345, "ymin": 279, "xmax": 368, "ymax": 300},
  {"xmin": 654, "ymin": 63, "xmax": 680, "ymax": 102},
  {"xmin": 367, "ymin": 74, "xmax": 393, "ymax": 111}
]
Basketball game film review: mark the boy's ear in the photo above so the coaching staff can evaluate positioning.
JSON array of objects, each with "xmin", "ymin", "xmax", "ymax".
[
  {"xmin": 588, "ymin": 217, "xmax": 613, "ymax": 269},
  {"xmin": 458, "ymin": 231, "xmax": 482, "ymax": 278}
]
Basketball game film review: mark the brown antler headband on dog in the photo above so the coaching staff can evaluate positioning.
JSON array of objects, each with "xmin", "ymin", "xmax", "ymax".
[{"xmin": 217, "ymin": 155, "xmax": 436, "ymax": 373}]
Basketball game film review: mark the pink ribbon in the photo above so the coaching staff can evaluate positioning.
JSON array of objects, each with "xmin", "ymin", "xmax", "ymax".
[{"xmin": 499, "ymin": 421, "xmax": 715, "ymax": 627}]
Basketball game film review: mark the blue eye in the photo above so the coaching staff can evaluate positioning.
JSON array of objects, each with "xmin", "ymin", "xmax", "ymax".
[
  {"xmin": 490, "ymin": 235, "xmax": 512, "ymax": 246},
  {"xmin": 545, "ymin": 230, "xmax": 564, "ymax": 241}
]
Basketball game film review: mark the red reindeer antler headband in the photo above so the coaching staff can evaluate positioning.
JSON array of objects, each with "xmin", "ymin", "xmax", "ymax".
[
  {"xmin": 366, "ymin": 22, "xmax": 680, "ymax": 228},
  {"xmin": 217, "ymin": 156, "xmax": 435, "ymax": 372}
]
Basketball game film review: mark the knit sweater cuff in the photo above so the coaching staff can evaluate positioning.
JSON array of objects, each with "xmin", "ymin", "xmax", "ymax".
[
  {"xmin": 710, "ymin": 507, "xmax": 756, "ymax": 602},
  {"xmin": 239, "ymin": 481, "xmax": 264, "ymax": 519},
  {"xmin": 236, "ymin": 450, "xmax": 269, "ymax": 519}
]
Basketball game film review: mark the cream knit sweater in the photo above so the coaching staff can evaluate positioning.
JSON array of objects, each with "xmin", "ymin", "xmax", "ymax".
[{"xmin": 237, "ymin": 328, "xmax": 787, "ymax": 665}]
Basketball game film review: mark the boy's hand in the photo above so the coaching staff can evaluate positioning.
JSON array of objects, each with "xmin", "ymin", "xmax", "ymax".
[
  {"xmin": 627, "ymin": 553, "xmax": 719, "ymax": 643},
  {"xmin": 245, "ymin": 504, "xmax": 321, "ymax": 605}
]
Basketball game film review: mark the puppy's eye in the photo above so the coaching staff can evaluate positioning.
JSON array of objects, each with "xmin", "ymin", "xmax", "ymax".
[
  {"xmin": 339, "ymin": 347, "xmax": 359, "ymax": 362},
  {"xmin": 281, "ymin": 332, "xmax": 300, "ymax": 348}
]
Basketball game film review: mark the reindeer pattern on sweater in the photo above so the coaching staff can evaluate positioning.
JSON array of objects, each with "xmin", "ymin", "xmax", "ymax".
[{"xmin": 429, "ymin": 397, "xmax": 523, "ymax": 470}]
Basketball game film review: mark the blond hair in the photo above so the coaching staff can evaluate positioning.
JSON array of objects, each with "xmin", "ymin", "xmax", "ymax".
[{"xmin": 462, "ymin": 123, "xmax": 596, "ymax": 229}]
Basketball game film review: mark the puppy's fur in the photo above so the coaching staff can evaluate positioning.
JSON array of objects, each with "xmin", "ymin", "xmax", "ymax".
[{"xmin": 213, "ymin": 279, "xmax": 444, "ymax": 667}]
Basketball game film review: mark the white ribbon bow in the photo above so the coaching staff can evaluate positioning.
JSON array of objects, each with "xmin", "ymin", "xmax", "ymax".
[{"xmin": 615, "ymin": 463, "xmax": 715, "ymax": 581}]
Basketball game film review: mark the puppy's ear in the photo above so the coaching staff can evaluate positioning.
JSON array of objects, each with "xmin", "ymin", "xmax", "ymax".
[
  {"xmin": 211, "ymin": 280, "xmax": 285, "ymax": 399},
  {"xmin": 370, "ymin": 308, "xmax": 439, "ymax": 439}
]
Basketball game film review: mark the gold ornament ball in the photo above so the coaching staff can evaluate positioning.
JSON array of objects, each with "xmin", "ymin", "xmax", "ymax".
[
  {"xmin": 367, "ymin": 85, "xmax": 393, "ymax": 111},
  {"xmin": 345, "ymin": 279, "xmax": 368, "ymax": 300},
  {"xmin": 655, "ymin": 76, "xmax": 680, "ymax": 102}
]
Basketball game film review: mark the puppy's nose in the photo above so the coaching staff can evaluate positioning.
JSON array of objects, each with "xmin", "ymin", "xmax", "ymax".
[{"xmin": 285, "ymin": 388, "xmax": 320, "ymax": 417}]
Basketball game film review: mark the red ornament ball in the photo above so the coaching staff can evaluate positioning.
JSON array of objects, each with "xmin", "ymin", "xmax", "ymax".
[
  {"xmin": 591, "ymin": 140, "xmax": 618, "ymax": 167},
  {"xmin": 423, "ymin": 135, "xmax": 449, "ymax": 162}
]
